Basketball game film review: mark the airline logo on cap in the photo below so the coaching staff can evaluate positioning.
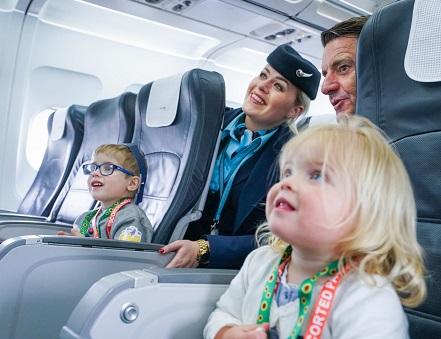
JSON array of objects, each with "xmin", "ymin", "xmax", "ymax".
[{"xmin": 296, "ymin": 69, "xmax": 313, "ymax": 78}]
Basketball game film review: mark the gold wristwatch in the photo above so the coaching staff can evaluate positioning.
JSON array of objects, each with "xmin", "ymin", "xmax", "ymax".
[{"xmin": 196, "ymin": 239, "xmax": 210, "ymax": 265}]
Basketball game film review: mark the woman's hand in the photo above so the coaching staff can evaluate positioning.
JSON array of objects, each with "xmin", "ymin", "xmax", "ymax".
[
  {"xmin": 57, "ymin": 229, "xmax": 83, "ymax": 237},
  {"xmin": 215, "ymin": 324, "xmax": 269, "ymax": 339},
  {"xmin": 160, "ymin": 240, "xmax": 200, "ymax": 268}
]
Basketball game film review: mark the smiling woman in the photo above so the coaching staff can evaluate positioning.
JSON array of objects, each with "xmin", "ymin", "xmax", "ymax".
[{"xmin": 160, "ymin": 43, "xmax": 321, "ymax": 269}]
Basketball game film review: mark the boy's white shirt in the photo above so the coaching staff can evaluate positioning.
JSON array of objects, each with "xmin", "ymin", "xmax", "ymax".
[{"xmin": 204, "ymin": 245, "xmax": 409, "ymax": 339}]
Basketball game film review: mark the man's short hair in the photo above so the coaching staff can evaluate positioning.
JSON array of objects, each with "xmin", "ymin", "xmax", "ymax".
[{"xmin": 321, "ymin": 16, "xmax": 369, "ymax": 47}]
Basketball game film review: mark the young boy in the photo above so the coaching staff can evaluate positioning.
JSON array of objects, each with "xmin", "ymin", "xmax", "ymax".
[{"xmin": 59, "ymin": 143, "xmax": 153, "ymax": 243}]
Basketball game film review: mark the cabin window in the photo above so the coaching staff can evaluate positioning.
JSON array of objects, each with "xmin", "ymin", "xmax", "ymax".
[{"xmin": 26, "ymin": 108, "xmax": 55, "ymax": 170}]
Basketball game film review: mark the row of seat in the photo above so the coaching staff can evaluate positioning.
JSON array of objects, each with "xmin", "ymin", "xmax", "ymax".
[{"xmin": 0, "ymin": 68, "xmax": 225, "ymax": 245}]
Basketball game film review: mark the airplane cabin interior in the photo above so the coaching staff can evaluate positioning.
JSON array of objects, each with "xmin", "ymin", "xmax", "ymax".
[{"xmin": 0, "ymin": 0, "xmax": 439, "ymax": 338}]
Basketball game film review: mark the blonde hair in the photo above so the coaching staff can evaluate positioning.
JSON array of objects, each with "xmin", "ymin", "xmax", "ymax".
[
  {"xmin": 93, "ymin": 144, "xmax": 140, "ymax": 177},
  {"xmin": 287, "ymin": 89, "xmax": 311, "ymax": 128},
  {"xmin": 258, "ymin": 115, "xmax": 426, "ymax": 307},
  {"xmin": 295, "ymin": 89, "xmax": 311, "ymax": 115}
]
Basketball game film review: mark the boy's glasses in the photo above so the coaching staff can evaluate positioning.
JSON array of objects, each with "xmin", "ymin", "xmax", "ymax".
[{"xmin": 82, "ymin": 162, "xmax": 135, "ymax": 177}]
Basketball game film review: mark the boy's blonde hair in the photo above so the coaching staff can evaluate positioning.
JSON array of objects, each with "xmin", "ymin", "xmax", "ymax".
[
  {"xmin": 93, "ymin": 144, "xmax": 140, "ymax": 177},
  {"xmin": 259, "ymin": 116, "xmax": 426, "ymax": 307}
]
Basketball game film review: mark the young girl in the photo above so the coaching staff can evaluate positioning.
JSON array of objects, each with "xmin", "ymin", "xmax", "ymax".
[
  {"xmin": 204, "ymin": 116, "xmax": 426, "ymax": 339},
  {"xmin": 58, "ymin": 143, "xmax": 153, "ymax": 243}
]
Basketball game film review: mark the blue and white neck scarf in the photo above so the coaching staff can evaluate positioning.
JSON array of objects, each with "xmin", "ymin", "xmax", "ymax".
[{"xmin": 209, "ymin": 112, "xmax": 278, "ymax": 225}]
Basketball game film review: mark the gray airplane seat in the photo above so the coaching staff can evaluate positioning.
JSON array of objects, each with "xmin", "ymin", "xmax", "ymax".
[
  {"xmin": 133, "ymin": 68, "xmax": 225, "ymax": 244},
  {"xmin": 0, "ymin": 105, "xmax": 86, "ymax": 219},
  {"xmin": 60, "ymin": 267, "xmax": 237, "ymax": 339},
  {"xmin": 0, "ymin": 92, "xmax": 136, "ymax": 241},
  {"xmin": 51, "ymin": 91, "xmax": 137, "ymax": 224},
  {"xmin": 356, "ymin": 0, "xmax": 441, "ymax": 337},
  {"xmin": 19, "ymin": 105, "xmax": 86, "ymax": 216},
  {"xmin": 0, "ymin": 235, "xmax": 173, "ymax": 339}
]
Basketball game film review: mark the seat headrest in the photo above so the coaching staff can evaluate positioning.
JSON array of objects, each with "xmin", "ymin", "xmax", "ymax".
[
  {"xmin": 50, "ymin": 107, "xmax": 68, "ymax": 141},
  {"xmin": 404, "ymin": 0, "xmax": 441, "ymax": 82},
  {"xmin": 145, "ymin": 73, "xmax": 184, "ymax": 127},
  {"xmin": 296, "ymin": 114, "xmax": 337, "ymax": 132}
]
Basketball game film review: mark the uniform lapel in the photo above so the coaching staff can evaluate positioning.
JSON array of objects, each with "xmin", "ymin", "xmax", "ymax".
[{"xmin": 233, "ymin": 126, "xmax": 292, "ymax": 233}]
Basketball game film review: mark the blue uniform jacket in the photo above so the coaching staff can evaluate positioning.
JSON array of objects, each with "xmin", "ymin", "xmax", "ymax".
[{"xmin": 205, "ymin": 108, "xmax": 292, "ymax": 268}]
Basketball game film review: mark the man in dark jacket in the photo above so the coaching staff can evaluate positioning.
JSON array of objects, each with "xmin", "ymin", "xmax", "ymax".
[{"xmin": 161, "ymin": 44, "xmax": 321, "ymax": 269}]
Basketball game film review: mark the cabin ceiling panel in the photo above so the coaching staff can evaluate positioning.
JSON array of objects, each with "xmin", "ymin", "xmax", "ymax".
[
  {"xmin": 296, "ymin": 0, "xmax": 397, "ymax": 29},
  {"xmin": 235, "ymin": 0, "xmax": 313, "ymax": 17},
  {"xmin": 0, "ymin": 0, "xmax": 32, "ymax": 12},
  {"xmin": 183, "ymin": 0, "xmax": 282, "ymax": 36},
  {"xmin": 206, "ymin": 38, "xmax": 271, "ymax": 75},
  {"xmin": 297, "ymin": 0, "xmax": 359, "ymax": 29},
  {"xmin": 202, "ymin": 36, "xmax": 321, "ymax": 108},
  {"xmin": 32, "ymin": 0, "xmax": 220, "ymax": 59},
  {"xmin": 83, "ymin": 0, "xmax": 241, "ymax": 44}
]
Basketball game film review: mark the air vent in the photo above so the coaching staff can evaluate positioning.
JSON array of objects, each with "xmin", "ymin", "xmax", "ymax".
[
  {"xmin": 143, "ymin": 0, "xmax": 165, "ymax": 4},
  {"xmin": 250, "ymin": 23, "xmax": 313, "ymax": 45},
  {"xmin": 132, "ymin": 0, "xmax": 204, "ymax": 13}
]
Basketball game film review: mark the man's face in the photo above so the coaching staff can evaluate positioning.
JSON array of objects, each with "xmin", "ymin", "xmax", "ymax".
[{"xmin": 321, "ymin": 37, "xmax": 357, "ymax": 116}]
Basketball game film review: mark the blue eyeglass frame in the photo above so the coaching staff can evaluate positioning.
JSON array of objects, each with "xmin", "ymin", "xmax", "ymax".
[
  {"xmin": 123, "ymin": 143, "xmax": 147, "ymax": 204},
  {"xmin": 82, "ymin": 162, "xmax": 135, "ymax": 177}
]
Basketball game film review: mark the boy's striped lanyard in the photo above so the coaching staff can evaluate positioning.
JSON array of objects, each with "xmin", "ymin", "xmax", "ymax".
[
  {"xmin": 82, "ymin": 198, "xmax": 132, "ymax": 238},
  {"xmin": 256, "ymin": 246, "xmax": 348, "ymax": 339}
]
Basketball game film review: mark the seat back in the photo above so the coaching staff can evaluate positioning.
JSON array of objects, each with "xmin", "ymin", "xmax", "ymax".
[
  {"xmin": 60, "ymin": 268, "xmax": 236, "ymax": 339},
  {"xmin": 48, "ymin": 92, "xmax": 136, "ymax": 224},
  {"xmin": 133, "ymin": 69, "xmax": 225, "ymax": 244},
  {"xmin": 0, "ymin": 236, "xmax": 172, "ymax": 339},
  {"xmin": 356, "ymin": 1, "xmax": 441, "ymax": 336},
  {"xmin": 17, "ymin": 105, "xmax": 86, "ymax": 216}
]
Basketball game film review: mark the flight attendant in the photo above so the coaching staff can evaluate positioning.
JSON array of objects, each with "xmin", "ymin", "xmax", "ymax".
[{"xmin": 161, "ymin": 44, "xmax": 321, "ymax": 269}]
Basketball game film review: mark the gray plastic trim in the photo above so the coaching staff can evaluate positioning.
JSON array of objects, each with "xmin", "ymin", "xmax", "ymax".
[
  {"xmin": 142, "ymin": 267, "xmax": 238, "ymax": 285},
  {"xmin": 0, "ymin": 235, "xmax": 41, "ymax": 259},
  {"xmin": 60, "ymin": 271, "xmax": 137, "ymax": 339}
]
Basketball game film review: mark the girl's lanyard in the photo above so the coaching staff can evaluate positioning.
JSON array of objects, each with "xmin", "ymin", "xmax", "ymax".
[
  {"xmin": 87, "ymin": 198, "xmax": 132, "ymax": 238},
  {"xmin": 257, "ymin": 246, "xmax": 349, "ymax": 339}
]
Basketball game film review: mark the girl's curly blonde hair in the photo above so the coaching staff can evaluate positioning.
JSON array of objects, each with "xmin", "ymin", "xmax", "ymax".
[{"xmin": 257, "ymin": 115, "xmax": 426, "ymax": 308}]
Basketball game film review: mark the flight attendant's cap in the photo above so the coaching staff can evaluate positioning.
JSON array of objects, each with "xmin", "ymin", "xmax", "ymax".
[{"xmin": 267, "ymin": 44, "xmax": 321, "ymax": 99}]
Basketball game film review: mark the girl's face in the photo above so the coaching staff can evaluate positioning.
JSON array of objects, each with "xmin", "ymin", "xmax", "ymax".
[
  {"xmin": 242, "ymin": 64, "xmax": 303, "ymax": 131},
  {"xmin": 87, "ymin": 153, "xmax": 137, "ymax": 208},
  {"xmin": 266, "ymin": 149, "xmax": 355, "ymax": 256}
]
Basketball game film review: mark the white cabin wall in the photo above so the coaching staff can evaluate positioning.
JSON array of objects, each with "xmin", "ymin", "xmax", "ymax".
[{"xmin": 0, "ymin": 1, "xmax": 30, "ymax": 210}]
